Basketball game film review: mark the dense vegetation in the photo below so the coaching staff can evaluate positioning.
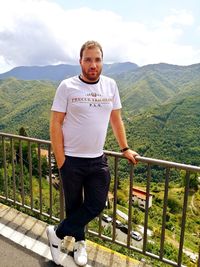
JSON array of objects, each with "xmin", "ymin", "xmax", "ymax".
[
  {"xmin": 0, "ymin": 78, "xmax": 57, "ymax": 139},
  {"xmin": 106, "ymin": 95, "xmax": 200, "ymax": 166}
]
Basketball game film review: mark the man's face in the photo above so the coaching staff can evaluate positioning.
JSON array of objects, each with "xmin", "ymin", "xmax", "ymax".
[{"xmin": 79, "ymin": 47, "xmax": 103, "ymax": 82}]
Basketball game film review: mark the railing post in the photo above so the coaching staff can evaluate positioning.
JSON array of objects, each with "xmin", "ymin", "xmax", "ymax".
[
  {"xmin": 10, "ymin": 138, "xmax": 16, "ymax": 203},
  {"xmin": 48, "ymin": 144, "xmax": 53, "ymax": 218},
  {"xmin": 28, "ymin": 141, "xmax": 33, "ymax": 209},
  {"xmin": 160, "ymin": 167, "xmax": 170, "ymax": 259},
  {"xmin": 143, "ymin": 163, "xmax": 151, "ymax": 254},
  {"xmin": 2, "ymin": 136, "xmax": 8, "ymax": 199},
  {"xmin": 112, "ymin": 156, "xmax": 119, "ymax": 242},
  {"xmin": 37, "ymin": 143, "xmax": 42, "ymax": 214},
  {"xmin": 198, "ymin": 239, "xmax": 200, "ymax": 267},
  {"xmin": 59, "ymin": 170, "xmax": 64, "ymax": 221},
  {"xmin": 19, "ymin": 139, "xmax": 25, "ymax": 206},
  {"xmin": 127, "ymin": 163, "xmax": 134, "ymax": 248},
  {"xmin": 177, "ymin": 171, "xmax": 190, "ymax": 266}
]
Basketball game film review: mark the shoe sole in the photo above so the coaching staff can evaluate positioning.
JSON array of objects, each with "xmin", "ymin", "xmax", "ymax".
[{"xmin": 46, "ymin": 227, "xmax": 60, "ymax": 265}]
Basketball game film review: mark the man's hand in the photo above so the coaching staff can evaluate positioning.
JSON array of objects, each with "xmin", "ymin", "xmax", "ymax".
[
  {"xmin": 57, "ymin": 156, "xmax": 66, "ymax": 169},
  {"xmin": 122, "ymin": 149, "xmax": 139, "ymax": 165}
]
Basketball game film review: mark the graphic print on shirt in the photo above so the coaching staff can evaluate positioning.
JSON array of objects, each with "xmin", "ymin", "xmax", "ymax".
[{"xmin": 71, "ymin": 92, "xmax": 113, "ymax": 108}]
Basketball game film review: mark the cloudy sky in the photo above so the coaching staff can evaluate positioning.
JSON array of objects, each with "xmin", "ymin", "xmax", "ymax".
[{"xmin": 0, "ymin": 0, "xmax": 200, "ymax": 73}]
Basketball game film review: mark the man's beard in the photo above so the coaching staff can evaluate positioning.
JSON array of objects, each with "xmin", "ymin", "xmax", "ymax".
[{"xmin": 81, "ymin": 68, "xmax": 102, "ymax": 82}]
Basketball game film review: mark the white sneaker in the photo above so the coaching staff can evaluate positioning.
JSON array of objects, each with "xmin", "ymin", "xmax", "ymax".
[
  {"xmin": 73, "ymin": 240, "xmax": 88, "ymax": 266},
  {"xmin": 46, "ymin": 225, "xmax": 62, "ymax": 265}
]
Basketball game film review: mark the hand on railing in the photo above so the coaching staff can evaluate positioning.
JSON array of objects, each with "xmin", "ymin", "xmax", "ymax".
[{"xmin": 121, "ymin": 148, "xmax": 139, "ymax": 165}]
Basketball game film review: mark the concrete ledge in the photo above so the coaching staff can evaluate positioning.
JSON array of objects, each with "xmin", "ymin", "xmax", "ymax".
[{"xmin": 0, "ymin": 203, "xmax": 143, "ymax": 267}]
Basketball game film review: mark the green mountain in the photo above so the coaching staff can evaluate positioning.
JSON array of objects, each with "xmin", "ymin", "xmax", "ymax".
[
  {"xmin": 0, "ymin": 78, "xmax": 57, "ymax": 139},
  {"xmin": 0, "ymin": 62, "xmax": 138, "ymax": 81},
  {"xmin": 123, "ymin": 96, "xmax": 200, "ymax": 165},
  {"xmin": 0, "ymin": 63, "xmax": 200, "ymax": 166},
  {"xmin": 115, "ymin": 63, "xmax": 200, "ymax": 114}
]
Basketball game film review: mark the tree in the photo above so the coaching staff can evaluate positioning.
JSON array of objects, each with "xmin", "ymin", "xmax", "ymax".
[
  {"xmin": 181, "ymin": 171, "xmax": 199, "ymax": 191},
  {"xmin": 19, "ymin": 127, "xmax": 28, "ymax": 137},
  {"xmin": 168, "ymin": 197, "xmax": 182, "ymax": 214},
  {"xmin": 132, "ymin": 208, "xmax": 141, "ymax": 224}
]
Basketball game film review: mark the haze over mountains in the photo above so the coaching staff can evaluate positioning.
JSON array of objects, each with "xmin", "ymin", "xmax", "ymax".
[
  {"xmin": 0, "ymin": 62, "xmax": 200, "ymax": 165},
  {"xmin": 0, "ymin": 62, "xmax": 138, "ymax": 81}
]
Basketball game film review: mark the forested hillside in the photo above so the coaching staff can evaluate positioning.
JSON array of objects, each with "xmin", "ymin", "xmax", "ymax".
[
  {"xmin": 0, "ymin": 78, "xmax": 57, "ymax": 139},
  {"xmin": 105, "ymin": 95, "xmax": 200, "ymax": 166},
  {"xmin": 0, "ymin": 62, "xmax": 200, "ymax": 166},
  {"xmin": 115, "ymin": 63, "xmax": 200, "ymax": 114}
]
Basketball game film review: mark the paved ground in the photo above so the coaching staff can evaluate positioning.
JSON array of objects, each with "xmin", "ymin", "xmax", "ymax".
[
  {"xmin": 0, "ymin": 203, "xmax": 143, "ymax": 267},
  {"xmin": 0, "ymin": 234, "xmax": 55, "ymax": 267}
]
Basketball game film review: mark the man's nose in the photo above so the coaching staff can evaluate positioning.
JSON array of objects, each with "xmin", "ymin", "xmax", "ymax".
[{"xmin": 90, "ymin": 61, "xmax": 97, "ymax": 68}]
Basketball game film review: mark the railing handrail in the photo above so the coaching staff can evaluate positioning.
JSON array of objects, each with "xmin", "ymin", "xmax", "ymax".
[
  {"xmin": 0, "ymin": 132, "xmax": 51, "ymax": 144},
  {"xmin": 104, "ymin": 151, "xmax": 200, "ymax": 172},
  {"xmin": 1, "ymin": 132, "xmax": 200, "ymax": 172}
]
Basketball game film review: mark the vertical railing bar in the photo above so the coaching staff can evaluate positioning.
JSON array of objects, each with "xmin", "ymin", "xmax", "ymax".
[
  {"xmin": 2, "ymin": 136, "xmax": 8, "ymax": 199},
  {"xmin": 19, "ymin": 140, "xmax": 25, "ymax": 206},
  {"xmin": 98, "ymin": 213, "xmax": 102, "ymax": 237},
  {"xmin": 98, "ymin": 157, "xmax": 103, "ymax": 238},
  {"xmin": 98, "ymin": 192, "xmax": 102, "ymax": 237},
  {"xmin": 59, "ymin": 169, "xmax": 65, "ymax": 221},
  {"xmin": 160, "ymin": 167, "xmax": 170, "ymax": 259},
  {"xmin": 28, "ymin": 142, "xmax": 33, "ymax": 209},
  {"xmin": 38, "ymin": 143, "xmax": 42, "ymax": 214},
  {"xmin": 112, "ymin": 156, "xmax": 119, "ymax": 242},
  {"xmin": 48, "ymin": 144, "xmax": 53, "ymax": 218},
  {"xmin": 10, "ymin": 138, "xmax": 16, "ymax": 203},
  {"xmin": 177, "ymin": 171, "xmax": 190, "ymax": 266},
  {"xmin": 143, "ymin": 163, "xmax": 151, "ymax": 253},
  {"xmin": 85, "ymin": 222, "xmax": 89, "ymax": 235},
  {"xmin": 127, "ymin": 163, "xmax": 134, "ymax": 248}
]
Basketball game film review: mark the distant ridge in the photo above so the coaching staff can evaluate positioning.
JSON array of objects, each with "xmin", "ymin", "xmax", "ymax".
[
  {"xmin": 0, "ymin": 62, "xmax": 138, "ymax": 81},
  {"xmin": 0, "ymin": 64, "xmax": 81, "ymax": 82}
]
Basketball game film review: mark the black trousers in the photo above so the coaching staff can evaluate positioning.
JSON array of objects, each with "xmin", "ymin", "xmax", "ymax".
[{"xmin": 56, "ymin": 154, "xmax": 111, "ymax": 241}]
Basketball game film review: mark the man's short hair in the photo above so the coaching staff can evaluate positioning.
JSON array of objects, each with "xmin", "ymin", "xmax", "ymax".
[{"xmin": 80, "ymin": 41, "xmax": 103, "ymax": 59}]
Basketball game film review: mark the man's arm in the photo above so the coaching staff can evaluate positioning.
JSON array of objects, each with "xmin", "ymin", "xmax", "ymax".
[
  {"xmin": 110, "ymin": 109, "xmax": 139, "ymax": 164},
  {"xmin": 50, "ymin": 111, "xmax": 66, "ymax": 169}
]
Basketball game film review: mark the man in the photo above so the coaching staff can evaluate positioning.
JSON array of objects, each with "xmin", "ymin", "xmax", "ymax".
[{"xmin": 47, "ymin": 40, "xmax": 138, "ymax": 266}]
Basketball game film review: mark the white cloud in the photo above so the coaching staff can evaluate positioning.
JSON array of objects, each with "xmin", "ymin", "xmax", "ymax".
[
  {"xmin": 0, "ymin": 0, "xmax": 199, "ymax": 73},
  {"xmin": 197, "ymin": 25, "xmax": 200, "ymax": 33},
  {"xmin": 163, "ymin": 9, "xmax": 194, "ymax": 26}
]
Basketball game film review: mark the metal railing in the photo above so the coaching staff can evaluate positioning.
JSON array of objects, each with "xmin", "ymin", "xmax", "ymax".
[{"xmin": 0, "ymin": 132, "xmax": 200, "ymax": 267}]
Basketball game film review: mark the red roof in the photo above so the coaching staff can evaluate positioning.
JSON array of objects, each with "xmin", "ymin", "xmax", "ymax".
[{"xmin": 132, "ymin": 187, "xmax": 152, "ymax": 200}]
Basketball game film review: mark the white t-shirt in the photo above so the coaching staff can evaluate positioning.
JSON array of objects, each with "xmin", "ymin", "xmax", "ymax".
[{"xmin": 51, "ymin": 75, "xmax": 122, "ymax": 157}]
